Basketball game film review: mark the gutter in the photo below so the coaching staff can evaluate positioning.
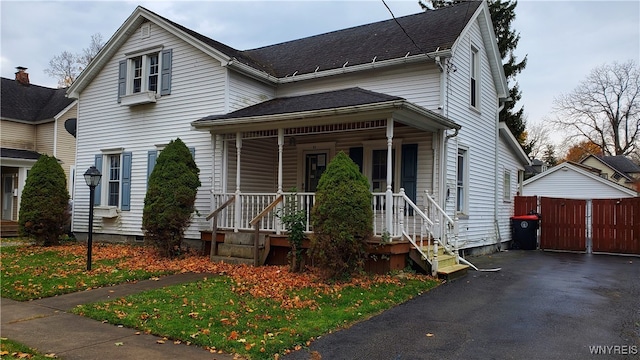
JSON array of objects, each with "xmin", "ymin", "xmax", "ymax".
[
  {"xmin": 226, "ymin": 50, "xmax": 453, "ymax": 85},
  {"xmin": 494, "ymin": 98, "xmax": 508, "ymax": 251}
]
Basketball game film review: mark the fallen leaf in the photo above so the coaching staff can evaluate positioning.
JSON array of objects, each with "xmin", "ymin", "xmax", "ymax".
[
  {"xmin": 156, "ymin": 340, "xmax": 165, "ymax": 344},
  {"xmin": 426, "ymin": 333, "xmax": 434, "ymax": 337},
  {"xmin": 115, "ymin": 342, "xmax": 124, "ymax": 346}
]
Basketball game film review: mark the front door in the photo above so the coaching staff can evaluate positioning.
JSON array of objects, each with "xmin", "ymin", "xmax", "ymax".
[
  {"xmin": 305, "ymin": 153, "xmax": 327, "ymax": 192},
  {"xmin": 2, "ymin": 174, "xmax": 14, "ymax": 220}
]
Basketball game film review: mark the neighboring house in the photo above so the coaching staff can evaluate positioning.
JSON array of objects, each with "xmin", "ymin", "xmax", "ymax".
[
  {"xmin": 580, "ymin": 154, "xmax": 640, "ymax": 191},
  {"xmin": 524, "ymin": 158, "xmax": 548, "ymax": 180},
  {"xmin": 67, "ymin": 2, "xmax": 529, "ymax": 258},
  {"xmin": 1, "ymin": 68, "xmax": 77, "ymax": 222},
  {"xmin": 522, "ymin": 162, "xmax": 638, "ymax": 199}
]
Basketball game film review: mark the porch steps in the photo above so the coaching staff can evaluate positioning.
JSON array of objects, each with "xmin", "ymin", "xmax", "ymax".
[
  {"xmin": 437, "ymin": 264, "xmax": 469, "ymax": 281},
  {"xmin": 1, "ymin": 221, "xmax": 19, "ymax": 238},
  {"xmin": 412, "ymin": 244, "xmax": 469, "ymax": 280},
  {"xmin": 210, "ymin": 231, "xmax": 266, "ymax": 266}
]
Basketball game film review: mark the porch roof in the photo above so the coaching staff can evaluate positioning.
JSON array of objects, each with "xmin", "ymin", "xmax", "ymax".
[
  {"xmin": 1, "ymin": 147, "xmax": 42, "ymax": 161},
  {"xmin": 192, "ymin": 87, "xmax": 460, "ymax": 133}
]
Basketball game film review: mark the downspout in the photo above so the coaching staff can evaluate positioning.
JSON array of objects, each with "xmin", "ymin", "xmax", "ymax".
[{"xmin": 494, "ymin": 99, "xmax": 507, "ymax": 251}]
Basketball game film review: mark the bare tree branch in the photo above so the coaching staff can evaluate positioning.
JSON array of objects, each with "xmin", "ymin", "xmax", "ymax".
[
  {"xmin": 44, "ymin": 33, "xmax": 104, "ymax": 88},
  {"xmin": 552, "ymin": 61, "xmax": 640, "ymax": 157}
]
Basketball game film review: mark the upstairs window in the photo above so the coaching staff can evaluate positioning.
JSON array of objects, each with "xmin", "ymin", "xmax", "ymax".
[
  {"xmin": 470, "ymin": 46, "xmax": 480, "ymax": 109},
  {"xmin": 118, "ymin": 48, "xmax": 172, "ymax": 106}
]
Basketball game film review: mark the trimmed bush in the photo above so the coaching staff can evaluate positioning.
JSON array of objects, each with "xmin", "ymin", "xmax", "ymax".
[
  {"xmin": 18, "ymin": 155, "xmax": 70, "ymax": 245},
  {"xmin": 310, "ymin": 151, "xmax": 373, "ymax": 280},
  {"xmin": 142, "ymin": 138, "xmax": 201, "ymax": 257}
]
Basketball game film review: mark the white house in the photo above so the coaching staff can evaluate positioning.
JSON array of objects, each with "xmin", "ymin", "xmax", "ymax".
[
  {"xmin": 522, "ymin": 162, "xmax": 638, "ymax": 199},
  {"xmin": 67, "ymin": 1, "xmax": 529, "ymax": 271}
]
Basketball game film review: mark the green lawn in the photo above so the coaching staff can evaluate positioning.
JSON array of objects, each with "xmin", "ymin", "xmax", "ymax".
[
  {"xmin": 74, "ymin": 274, "xmax": 438, "ymax": 359},
  {"xmin": 0, "ymin": 338, "xmax": 57, "ymax": 359},
  {"xmin": 1, "ymin": 242, "xmax": 440, "ymax": 359},
  {"xmin": 0, "ymin": 244, "xmax": 174, "ymax": 301}
]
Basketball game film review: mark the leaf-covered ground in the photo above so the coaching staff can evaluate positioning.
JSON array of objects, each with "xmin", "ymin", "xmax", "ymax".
[{"xmin": 1, "ymin": 243, "xmax": 440, "ymax": 359}]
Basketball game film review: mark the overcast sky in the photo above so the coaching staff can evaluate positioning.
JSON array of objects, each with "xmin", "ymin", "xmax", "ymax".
[{"xmin": 1, "ymin": 0, "xmax": 639, "ymax": 145}]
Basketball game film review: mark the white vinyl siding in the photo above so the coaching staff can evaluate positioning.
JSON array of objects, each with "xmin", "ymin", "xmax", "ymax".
[
  {"xmin": 276, "ymin": 63, "xmax": 442, "ymax": 111},
  {"xmin": 497, "ymin": 133, "xmax": 527, "ymax": 243},
  {"xmin": 523, "ymin": 166, "xmax": 636, "ymax": 199},
  {"xmin": 73, "ymin": 21, "xmax": 221, "ymax": 240},
  {"xmin": 442, "ymin": 18, "xmax": 501, "ymax": 249}
]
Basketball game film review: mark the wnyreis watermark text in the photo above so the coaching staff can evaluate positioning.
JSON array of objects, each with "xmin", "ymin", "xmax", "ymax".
[{"xmin": 589, "ymin": 345, "xmax": 638, "ymax": 355}]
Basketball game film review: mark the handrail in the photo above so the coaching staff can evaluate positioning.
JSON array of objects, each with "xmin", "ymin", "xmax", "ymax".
[
  {"xmin": 424, "ymin": 190, "xmax": 457, "ymax": 257},
  {"xmin": 400, "ymin": 192, "xmax": 434, "ymax": 228},
  {"xmin": 249, "ymin": 194, "xmax": 284, "ymax": 266},
  {"xmin": 206, "ymin": 195, "xmax": 236, "ymax": 221},
  {"xmin": 250, "ymin": 194, "xmax": 284, "ymax": 226},
  {"xmin": 425, "ymin": 191, "xmax": 454, "ymax": 225}
]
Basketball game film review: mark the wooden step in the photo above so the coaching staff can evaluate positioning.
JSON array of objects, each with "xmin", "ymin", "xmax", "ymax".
[
  {"xmin": 210, "ymin": 255, "xmax": 255, "ymax": 265},
  {"xmin": 437, "ymin": 264, "xmax": 469, "ymax": 281},
  {"xmin": 437, "ymin": 254, "xmax": 458, "ymax": 268},
  {"xmin": 1, "ymin": 221, "xmax": 19, "ymax": 238}
]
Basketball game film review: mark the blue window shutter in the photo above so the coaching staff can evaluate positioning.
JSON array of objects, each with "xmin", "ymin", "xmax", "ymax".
[
  {"xmin": 160, "ymin": 49, "xmax": 172, "ymax": 95},
  {"xmin": 401, "ymin": 144, "xmax": 418, "ymax": 215},
  {"xmin": 147, "ymin": 150, "xmax": 157, "ymax": 189},
  {"xmin": 94, "ymin": 155, "xmax": 102, "ymax": 206},
  {"xmin": 121, "ymin": 152, "xmax": 132, "ymax": 211},
  {"xmin": 117, "ymin": 60, "xmax": 127, "ymax": 103},
  {"xmin": 189, "ymin": 147, "xmax": 195, "ymax": 159}
]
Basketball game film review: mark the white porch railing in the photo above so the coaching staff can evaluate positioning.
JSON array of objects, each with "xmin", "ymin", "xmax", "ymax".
[{"xmin": 210, "ymin": 189, "xmax": 456, "ymax": 242}]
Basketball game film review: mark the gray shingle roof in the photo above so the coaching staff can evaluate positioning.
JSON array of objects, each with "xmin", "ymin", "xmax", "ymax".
[
  {"xmin": 144, "ymin": 1, "xmax": 480, "ymax": 78},
  {"xmin": 1, "ymin": 147, "xmax": 42, "ymax": 160},
  {"xmin": 1, "ymin": 77, "xmax": 74, "ymax": 122},
  {"xmin": 195, "ymin": 87, "xmax": 403, "ymax": 122},
  {"xmin": 241, "ymin": 1, "xmax": 480, "ymax": 77},
  {"xmin": 600, "ymin": 155, "xmax": 640, "ymax": 175}
]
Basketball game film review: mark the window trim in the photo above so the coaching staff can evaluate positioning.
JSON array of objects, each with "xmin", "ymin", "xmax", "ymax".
[
  {"xmin": 456, "ymin": 147, "xmax": 469, "ymax": 215},
  {"xmin": 503, "ymin": 168, "xmax": 511, "ymax": 202},
  {"xmin": 118, "ymin": 47, "xmax": 171, "ymax": 106},
  {"xmin": 94, "ymin": 150, "xmax": 132, "ymax": 212}
]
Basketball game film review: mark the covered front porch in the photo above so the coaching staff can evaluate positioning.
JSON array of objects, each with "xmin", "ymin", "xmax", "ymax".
[{"xmin": 192, "ymin": 88, "xmax": 468, "ymax": 276}]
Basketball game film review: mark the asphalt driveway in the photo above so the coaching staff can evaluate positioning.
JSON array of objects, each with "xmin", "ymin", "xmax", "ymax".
[{"xmin": 284, "ymin": 250, "xmax": 640, "ymax": 360}]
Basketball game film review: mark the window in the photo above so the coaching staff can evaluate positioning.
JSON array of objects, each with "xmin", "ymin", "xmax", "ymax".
[
  {"xmin": 371, "ymin": 149, "xmax": 395, "ymax": 192},
  {"xmin": 470, "ymin": 46, "xmax": 480, "ymax": 109},
  {"xmin": 118, "ymin": 48, "xmax": 172, "ymax": 106},
  {"xmin": 456, "ymin": 148, "xmax": 468, "ymax": 214},
  {"xmin": 503, "ymin": 169, "xmax": 511, "ymax": 201},
  {"xmin": 94, "ymin": 151, "xmax": 132, "ymax": 210},
  {"xmin": 107, "ymin": 154, "xmax": 121, "ymax": 206}
]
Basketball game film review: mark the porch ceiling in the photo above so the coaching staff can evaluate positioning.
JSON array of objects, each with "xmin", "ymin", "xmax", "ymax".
[{"xmin": 191, "ymin": 87, "xmax": 460, "ymax": 134}]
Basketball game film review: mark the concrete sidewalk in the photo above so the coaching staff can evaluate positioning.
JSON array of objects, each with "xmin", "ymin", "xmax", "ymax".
[{"xmin": 1, "ymin": 273, "xmax": 233, "ymax": 360}]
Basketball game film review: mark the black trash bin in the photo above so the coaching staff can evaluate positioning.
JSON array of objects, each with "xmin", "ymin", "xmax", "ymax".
[{"xmin": 510, "ymin": 214, "xmax": 540, "ymax": 250}]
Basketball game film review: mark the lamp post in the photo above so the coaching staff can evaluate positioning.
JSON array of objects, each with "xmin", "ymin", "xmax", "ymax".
[{"xmin": 84, "ymin": 166, "xmax": 102, "ymax": 271}]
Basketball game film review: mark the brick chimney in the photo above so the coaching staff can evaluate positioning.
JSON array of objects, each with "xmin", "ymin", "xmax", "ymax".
[{"xmin": 15, "ymin": 66, "xmax": 30, "ymax": 86}]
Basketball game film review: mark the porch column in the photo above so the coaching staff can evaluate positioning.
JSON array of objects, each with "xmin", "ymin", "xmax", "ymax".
[
  {"xmin": 385, "ymin": 118, "xmax": 394, "ymax": 236},
  {"xmin": 276, "ymin": 128, "xmax": 284, "ymax": 234},
  {"xmin": 277, "ymin": 128, "xmax": 284, "ymax": 194},
  {"xmin": 234, "ymin": 132, "xmax": 242, "ymax": 232}
]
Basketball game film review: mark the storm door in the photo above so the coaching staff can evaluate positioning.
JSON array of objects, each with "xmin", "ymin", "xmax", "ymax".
[
  {"xmin": 305, "ymin": 153, "xmax": 327, "ymax": 192},
  {"xmin": 2, "ymin": 174, "xmax": 14, "ymax": 220}
]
